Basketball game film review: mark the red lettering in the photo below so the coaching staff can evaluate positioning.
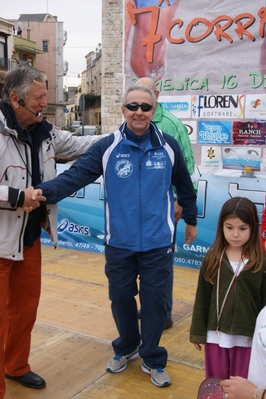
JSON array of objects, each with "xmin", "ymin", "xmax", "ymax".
[
  {"xmin": 126, "ymin": 2, "xmax": 264, "ymax": 62},
  {"xmin": 258, "ymin": 7, "xmax": 266, "ymax": 38},
  {"xmin": 185, "ymin": 18, "xmax": 213, "ymax": 43},
  {"xmin": 126, "ymin": 2, "xmax": 162, "ymax": 63},
  {"xmin": 167, "ymin": 19, "xmax": 185, "ymax": 44},
  {"xmin": 233, "ymin": 13, "xmax": 255, "ymax": 41},
  {"xmin": 212, "ymin": 16, "xmax": 233, "ymax": 43}
]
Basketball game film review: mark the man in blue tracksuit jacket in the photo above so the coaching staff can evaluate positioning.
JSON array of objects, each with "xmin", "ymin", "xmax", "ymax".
[{"xmin": 33, "ymin": 84, "xmax": 198, "ymax": 387}]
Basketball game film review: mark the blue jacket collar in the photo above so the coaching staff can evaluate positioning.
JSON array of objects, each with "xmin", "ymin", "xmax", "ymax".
[{"xmin": 119, "ymin": 121, "xmax": 166, "ymax": 147}]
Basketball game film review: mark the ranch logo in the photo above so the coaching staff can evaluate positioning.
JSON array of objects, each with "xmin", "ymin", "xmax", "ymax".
[{"xmin": 115, "ymin": 160, "xmax": 133, "ymax": 178}]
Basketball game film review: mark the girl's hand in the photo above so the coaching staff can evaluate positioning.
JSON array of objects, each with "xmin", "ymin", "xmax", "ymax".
[{"xmin": 194, "ymin": 343, "xmax": 202, "ymax": 351}]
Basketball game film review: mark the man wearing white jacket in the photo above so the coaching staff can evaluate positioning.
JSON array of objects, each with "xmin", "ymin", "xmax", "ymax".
[
  {"xmin": 0, "ymin": 65, "xmax": 103, "ymax": 398},
  {"xmin": 221, "ymin": 306, "xmax": 266, "ymax": 399}
]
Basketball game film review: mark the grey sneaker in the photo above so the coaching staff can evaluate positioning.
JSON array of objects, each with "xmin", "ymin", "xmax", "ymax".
[
  {"xmin": 106, "ymin": 349, "xmax": 138, "ymax": 373},
  {"xmin": 141, "ymin": 361, "xmax": 172, "ymax": 387}
]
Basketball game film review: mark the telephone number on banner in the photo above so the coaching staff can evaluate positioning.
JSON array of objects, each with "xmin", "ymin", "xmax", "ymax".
[{"xmin": 174, "ymin": 257, "xmax": 202, "ymax": 269}]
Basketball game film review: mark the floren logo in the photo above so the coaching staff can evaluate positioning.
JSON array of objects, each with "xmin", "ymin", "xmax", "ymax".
[{"xmin": 192, "ymin": 94, "xmax": 244, "ymax": 118}]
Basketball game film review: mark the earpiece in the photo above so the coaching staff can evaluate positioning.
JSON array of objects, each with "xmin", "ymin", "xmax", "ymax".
[
  {"xmin": 17, "ymin": 98, "xmax": 42, "ymax": 118},
  {"xmin": 18, "ymin": 99, "xmax": 25, "ymax": 106}
]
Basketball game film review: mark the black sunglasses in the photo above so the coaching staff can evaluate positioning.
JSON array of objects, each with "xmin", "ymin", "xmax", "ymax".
[{"xmin": 125, "ymin": 102, "xmax": 154, "ymax": 112}]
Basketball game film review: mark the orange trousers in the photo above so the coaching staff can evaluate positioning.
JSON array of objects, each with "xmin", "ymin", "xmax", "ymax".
[{"xmin": 0, "ymin": 238, "xmax": 41, "ymax": 398}]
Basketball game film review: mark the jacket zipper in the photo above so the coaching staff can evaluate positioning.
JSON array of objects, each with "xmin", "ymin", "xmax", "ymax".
[
  {"xmin": 230, "ymin": 278, "xmax": 238, "ymax": 334},
  {"xmin": 17, "ymin": 143, "xmax": 31, "ymax": 254}
]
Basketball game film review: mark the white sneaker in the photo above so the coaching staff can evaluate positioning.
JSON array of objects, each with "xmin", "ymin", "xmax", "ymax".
[
  {"xmin": 141, "ymin": 361, "xmax": 172, "ymax": 387},
  {"xmin": 106, "ymin": 349, "xmax": 138, "ymax": 373}
]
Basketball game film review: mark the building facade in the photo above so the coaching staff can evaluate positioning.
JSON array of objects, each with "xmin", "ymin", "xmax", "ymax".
[
  {"xmin": 65, "ymin": 46, "xmax": 103, "ymax": 128},
  {"xmin": 0, "ymin": 17, "xmax": 13, "ymax": 93},
  {"xmin": 101, "ymin": 0, "xmax": 123, "ymax": 134},
  {"xmin": 0, "ymin": 13, "xmax": 67, "ymax": 126},
  {"xmin": 1, "ymin": 4, "xmax": 124, "ymax": 131},
  {"xmin": 82, "ymin": 45, "xmax": 102, "ymax": 96},
  {"xmin": 16, "ymin": 14, "xmax": 66, "ymax": 125}
]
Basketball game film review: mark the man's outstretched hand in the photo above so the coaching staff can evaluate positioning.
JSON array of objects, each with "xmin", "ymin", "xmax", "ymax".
[{"xmin": 21, "ymin": 186, "xmax": 46, "ymax": 212}]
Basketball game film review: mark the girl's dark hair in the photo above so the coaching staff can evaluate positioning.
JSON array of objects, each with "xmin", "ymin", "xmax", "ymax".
[{"xmin": 204, "ymin": 196, "xmax": 264, "ymax": 282}]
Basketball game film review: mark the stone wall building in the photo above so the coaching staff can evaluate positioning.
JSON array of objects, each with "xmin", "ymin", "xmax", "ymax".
[
  {"xmin": 82, "ymin": 46, "xmax": 102, "ymax": 96},
  {"xmin": 101, "ymin": 0, "xmax": 124, "ymax": 134}
]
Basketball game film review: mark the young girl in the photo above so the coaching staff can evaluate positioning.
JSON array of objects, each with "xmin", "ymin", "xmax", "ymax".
[{"xmin": 190, "ymin": 197, "xmax": 266, "ymax": 379}]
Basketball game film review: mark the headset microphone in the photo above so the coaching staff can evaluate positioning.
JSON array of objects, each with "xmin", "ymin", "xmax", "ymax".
[{"xmin": 18, "ymin": 99, "xmax": 42, "ymax": 118}]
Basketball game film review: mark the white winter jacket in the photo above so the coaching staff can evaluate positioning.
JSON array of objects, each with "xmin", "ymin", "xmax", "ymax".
[{"xmin": 0, "ymin": 105, "xmax": 104, "ymax": 260}]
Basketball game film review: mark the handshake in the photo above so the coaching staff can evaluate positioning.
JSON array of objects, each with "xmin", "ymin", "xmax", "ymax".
[{"xmin": 22, "ymin": 187, "xmax": 46, "ymax": 212}]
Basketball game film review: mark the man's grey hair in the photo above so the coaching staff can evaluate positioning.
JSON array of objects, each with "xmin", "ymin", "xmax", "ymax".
[
  {"xmin": 1, "ymin": 65, "xmax": 47, "ymax": 104},
  {"xmin": 122, "ymin": 84, "xmax": 156, "ymax": 108}
]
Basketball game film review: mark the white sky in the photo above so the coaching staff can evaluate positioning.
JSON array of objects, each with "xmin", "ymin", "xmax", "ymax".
[{"xmin": 1, "ymin": 0, "xmax": 102, "ymax": 87}]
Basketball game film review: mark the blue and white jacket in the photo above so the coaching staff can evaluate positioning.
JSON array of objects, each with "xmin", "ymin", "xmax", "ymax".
[{"xmin": 38, "ymin": 122, "xmax": 197, "ymax": 252}]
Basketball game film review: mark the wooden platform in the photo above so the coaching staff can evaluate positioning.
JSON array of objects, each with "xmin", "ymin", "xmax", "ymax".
[{"xmin": 5, "ymin": 246, "xmax": 204, "ymax": 399}]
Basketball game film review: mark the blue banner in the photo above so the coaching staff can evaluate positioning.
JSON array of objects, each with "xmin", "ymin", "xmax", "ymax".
[{"xmin": 41, "ymin": 165, "xmax": 266, "ymax": 269}]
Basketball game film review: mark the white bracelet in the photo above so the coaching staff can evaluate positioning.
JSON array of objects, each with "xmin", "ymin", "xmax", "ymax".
[{"xmin": 254, "ymin": 387, "xmax": 264, "ymax": 399}]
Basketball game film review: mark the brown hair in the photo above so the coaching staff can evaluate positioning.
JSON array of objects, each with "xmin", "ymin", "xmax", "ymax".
[{"xmin": 204, "ymin": 197, "xmax": 264, "ymax": 282}]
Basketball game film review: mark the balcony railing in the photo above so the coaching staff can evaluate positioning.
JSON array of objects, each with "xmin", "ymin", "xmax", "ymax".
[
  {"xmin": 63, "ymin": 60, "xmax": 68, "ymax": 76},
  {"xmin": 63, "ymin": 30, "xmax": 68, "ymax": 46}
]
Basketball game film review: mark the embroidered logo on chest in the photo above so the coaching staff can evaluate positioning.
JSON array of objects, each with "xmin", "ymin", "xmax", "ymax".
[{"xmin": 115, "ymin": 160, "xmax": 133, "ymax": 178}]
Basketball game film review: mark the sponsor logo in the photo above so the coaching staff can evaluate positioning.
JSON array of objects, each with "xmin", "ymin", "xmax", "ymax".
[
  {"xmin": 57, "ymin": 219, "xmax": 90, "ymax": 236},
  {"xmin": 116, "ymin": 153, "xmax": 130, "ymax": 158},
  {"xmin": 192, "ymin": 94, "xmax": 244, "ymax": 118},
  {"xmin": 184, "ymin": 123, "xmax": 193, "ymax": 135},
  {"xmin": 251, "ymin": 98, "xmax": 261, "ymax": 108},
  {"xmin": 161, "ymin": 101, "xmax": 189, "ymax": 112},
  {"xmin": 198, "ymin": 121, "xmax": 231, "ymax": 144}
]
